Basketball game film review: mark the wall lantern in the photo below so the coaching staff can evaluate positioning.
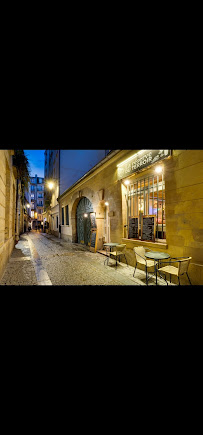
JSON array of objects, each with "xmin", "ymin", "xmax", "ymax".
[
  {"xmin": 155, "ymin": 166, "xmax": 163, "ymax": 174},
  {"xmin": 105, "ymin": 202, "xmax": 109, "ymax": 206},
  {"xmin": 48, "ymin": 182, "xmax": 54, "ymax": 189},
  {"xmin": 124, "ymin": 180, "xmax": 130, "ymax": 185},
  {"xmin": 84, "ymin": 213, "xmax": 88, "ymax": 218},
  {"xmin": 27, "ymin": 204, "xmax": 30, "ymax": 208}
]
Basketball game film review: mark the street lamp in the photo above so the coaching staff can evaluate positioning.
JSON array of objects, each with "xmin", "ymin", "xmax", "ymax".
[{"xmin": 48, "ymin": 182, "xmax": 54, "ymax": 189}]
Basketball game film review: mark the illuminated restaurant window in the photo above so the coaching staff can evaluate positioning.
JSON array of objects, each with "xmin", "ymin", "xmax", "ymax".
[{"xmin": 126, "ymin": 173, "xmax": 166, "ymax": 240}]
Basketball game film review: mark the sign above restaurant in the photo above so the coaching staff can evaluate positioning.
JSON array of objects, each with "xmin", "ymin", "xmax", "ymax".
[{"xmin": 117, "ymin": 149, "xmax": 171, "ymax": 180}]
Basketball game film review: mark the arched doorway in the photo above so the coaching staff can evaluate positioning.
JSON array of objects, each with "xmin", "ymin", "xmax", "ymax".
[{"xmin": 76, "ymin": 197, "xmax": 94, "ymax": 246}]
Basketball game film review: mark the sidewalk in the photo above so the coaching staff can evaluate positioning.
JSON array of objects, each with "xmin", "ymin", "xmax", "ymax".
[{"xmin": 0, "ymin": 234, "xmax": 38, "ymax": 285}]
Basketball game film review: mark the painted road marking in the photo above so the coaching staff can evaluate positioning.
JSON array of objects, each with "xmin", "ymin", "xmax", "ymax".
[
  {"xmin": 9, "ymin": 257, "xmax": 31, "ymax": 262},
  {"xmin": 27, "ymin": 236, "xmax": 52, "ymax": 285}
]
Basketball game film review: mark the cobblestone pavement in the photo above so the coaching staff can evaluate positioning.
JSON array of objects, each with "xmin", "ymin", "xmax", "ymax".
[{"xmin": 0, "ymin": 231, "xmax": 175, "ymax": 286}]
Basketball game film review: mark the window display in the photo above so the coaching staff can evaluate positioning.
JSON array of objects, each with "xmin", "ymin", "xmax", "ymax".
[{"xmin": 127, "ymin": 173, "xmax": 166, "ymax": 240}]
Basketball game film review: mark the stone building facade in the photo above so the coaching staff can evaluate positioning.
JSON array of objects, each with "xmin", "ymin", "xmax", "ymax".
[
  {"xmin": 30, "ymin": 174, "xmax": 44, "ymax": 230},
  {"xmin": 57, "ymin": 149, "xmax": 203, "ymax": 285},
  {"xmin": 43, "ymin": 149, "xmax": 109, "ymax": 237},
  {"xmin": 0, "ymin": 150, "xmax": 17, "ymax": 280}
]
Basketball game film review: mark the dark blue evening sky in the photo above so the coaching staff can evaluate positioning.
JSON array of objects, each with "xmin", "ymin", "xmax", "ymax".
[
  {"xmin": 24, "ymin": 149, "xmax": 45, "ymax": 178},
  {"xmin": 24, "ymin": 149, "xmax": 107, "ymax": 179}
]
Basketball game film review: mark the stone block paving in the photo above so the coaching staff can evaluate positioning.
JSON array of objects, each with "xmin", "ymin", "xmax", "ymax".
[
  {"xmin": 0, "ymin": 231, "xmax": 175, "ymax": 286},
  {"xmin": 0, "ymin": 236, "xmax": 38, "ymax": 285}
]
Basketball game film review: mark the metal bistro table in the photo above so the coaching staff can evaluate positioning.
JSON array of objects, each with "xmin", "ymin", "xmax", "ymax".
[
  {"xmin": 103, "ymin": 243, "xmax": 119, "ymax": 267},
  {"xmin": 145, "ymin": 251, "xmax": 170, "ymax": 285}
]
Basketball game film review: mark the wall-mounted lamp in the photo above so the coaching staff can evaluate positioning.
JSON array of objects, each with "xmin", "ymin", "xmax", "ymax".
[
  {"xmin": 155, "ymin": 166, "xmax": 163, "ymax": 174},
  {"xmin": 27, "ymin": 204, "xmax": 30, "ymax": 208},
  {"xmin": 105, "ymin": 202, "xmax": 109, "ymax": 206},
  {"xmin": 48, "ymin": 182, "xmax": 54, "ymax": 189},
  {"xmin": 84, "ymin": 213, "xmax": 88, "ymax": 218},
  {"xmin": 124, "ymin": 180, "xmax": 130, "ymax": 185}
]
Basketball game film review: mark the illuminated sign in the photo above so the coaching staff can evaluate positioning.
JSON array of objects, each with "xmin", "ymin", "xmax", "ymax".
[{"xmin": 117, "ymin": 150, "xmax": 171, "ymax": 180}]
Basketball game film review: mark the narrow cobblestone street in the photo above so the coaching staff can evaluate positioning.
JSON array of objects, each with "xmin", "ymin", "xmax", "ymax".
[{"xmin": 0, "ymin": 231, "xmax": 174, "ymax": 286}]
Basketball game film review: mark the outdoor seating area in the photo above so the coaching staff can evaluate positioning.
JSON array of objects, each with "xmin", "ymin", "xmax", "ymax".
[{"xmin": 102, "ymin": 242, "xmax": 192, "ymax": 286}]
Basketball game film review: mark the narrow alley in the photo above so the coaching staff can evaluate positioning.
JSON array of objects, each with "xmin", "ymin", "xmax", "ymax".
[{"xmin": 0, "ymin": 231, "xmax": 171, "ymax": 286}]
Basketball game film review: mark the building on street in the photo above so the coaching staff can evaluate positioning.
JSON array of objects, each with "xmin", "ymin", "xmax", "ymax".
[
  {"xmin": 30, "ymin": 174, "xmax": 44, "ymax": 230},
  {"xmin": 24, "ymin": 183, "xmax": 31, "ymax": 232},
  {"xmin": 43, "ymin": 149, "xmax": 108, "ymax": 237},
  {"xmin": 57, "ymin": 148, "xmax": 203, "ymax": 285},
  {"xmin": 0, "ymin": 150, "xmax": 17, "ymax": 279}
]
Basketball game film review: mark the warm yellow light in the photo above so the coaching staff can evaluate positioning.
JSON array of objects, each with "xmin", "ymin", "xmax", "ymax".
[
  {"xmin": 155, "ymin": 166, "xmax": 163, "ymax": 174},
  {"xmin": 84, "ymin": 213, "xmax": 88, "ymax": 218},
  {"xmin": 105, "ymin": 202, "xmax": 109, "ymax": 206},
  {"xmin": 27, "ymin": 204, "xmax": 30, "ymax": 208},
  {"xmin": 124, "ymin": 180, "xmax": 130, "ymax": 185},
  {"xmin": 48, "ymin": 182, "xmax": 54, "ymax": 189},
  {"xmin": 117, "ymin": 150, "xmax": 146, "ymax": 167}
]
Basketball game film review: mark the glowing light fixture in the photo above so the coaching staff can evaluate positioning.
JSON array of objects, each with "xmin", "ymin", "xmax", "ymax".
[
  {"xmin": 124, "ymin": 180, "xmax": 130, "ymax": 185},
  {"xmin": 48, "ymin": 182, "xmax": 54, "ymax": 189},
  {"xmin": 84, "ymin": 213, "xmax": 88, "ymax": 218},
  {"xmin": 155, "ymin": 166, "xmax": 163, "ymax": 174},
  {"xmin": 27, "ymin": 204, "xmax": 30, "ymax": 208},
  {"xmin": 105, "ymin": 201, "xmax": 109, "ymax": 206},
  {"xmin": 117, "ymin": 150, "xmax": 146, "ymax": 167}
]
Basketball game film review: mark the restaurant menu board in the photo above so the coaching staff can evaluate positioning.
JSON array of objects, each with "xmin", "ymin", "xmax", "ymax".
[
  {"xmin": 90, "ymin": 230, "xmax": 98, "ymax": 252},
  {"xmin": 141, "ymin": 215, "xmax": 156, "ymax": 242},
  {"xmin": 128, "ymin": 216, "xmax": 139, "ymax": 239},
  {"xmin": 90, "ymin": 212, "xmax": 97, "ymax": 229}
]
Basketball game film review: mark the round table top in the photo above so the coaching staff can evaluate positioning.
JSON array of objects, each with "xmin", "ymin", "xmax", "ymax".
[
  {"xmin": 145, "ymin": 251, "xmax": 170, "ymax": 260},
  {"xmin": 103, "ymin": 242, "xmax": 119, "ymax": 247}
]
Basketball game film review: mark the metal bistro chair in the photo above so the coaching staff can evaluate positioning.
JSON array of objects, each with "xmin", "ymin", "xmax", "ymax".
[
  {"xmin": 109, "ymin": 244, "xmax": 128, "ymax": 269},
  {"xmin": 157, "ymin": 256, "xmax": 192, "ymax": 285},
  {"xmin": 133, "ymin": 247, "xmax": 156, "ymax": 285}
]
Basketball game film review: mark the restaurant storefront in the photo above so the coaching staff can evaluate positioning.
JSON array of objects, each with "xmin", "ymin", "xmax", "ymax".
[{"xmin": 58, "ymin": 149, "xmax": 203, "ymax": 285}]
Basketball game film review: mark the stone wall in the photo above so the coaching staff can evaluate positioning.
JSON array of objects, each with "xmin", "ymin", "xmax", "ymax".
[
  {"xmin": 59, "ymin": 149, "xmax": 203, "ymax": 285},
  {"xmin": 60, "ymin": 151, "xmax": 127, "ymax": 250},
  {"xmin": 0, "ymin": 150, "xmax": 16, "ymax": 280},
  {"xmin": 164, "ymin": 149, "xmax": 203, "ymax": 285}
]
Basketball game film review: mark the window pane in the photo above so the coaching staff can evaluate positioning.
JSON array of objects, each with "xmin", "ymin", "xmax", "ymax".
[
  {"xmin": 62, "ymin": 208, "xmax": 64, "ymax": 225},
  {"xmin": 66, "ymin": 205, "xmax": 69, "ymax": 225},
  {"xmin": 127, "ymin": 174, "xmax": 166, "ymax": 240}
]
